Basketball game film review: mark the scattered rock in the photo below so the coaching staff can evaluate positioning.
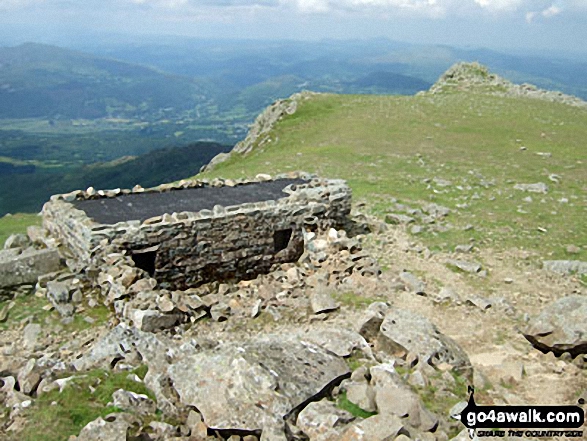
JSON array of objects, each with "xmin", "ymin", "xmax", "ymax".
[
  {"xmin": 377, "ymin": 309, "xmax": 472, "ymax": 376},
  {"xmin": 454, "ymin": 244, "xmax": 473, "ymax": 254},
  {"xmin": 434, "ymin": 287, "xmax": 460, "ymax": 304},
  {"xmin": 4, "ymin": 233, "xmax": 31, "ymax": 250},
  {"xmin": 542, "ymin": 260, "xmax": 587, "ymax": 275},
  {"xmin": 357, "ymin": 302, "xmax": 389, "ymax": 342},
  {"xmin": 23, "ymin": 323, "xmax": 41, "ymax": 349},
  {"xmin": 296, "ymin": 399, "xmax": 355, "ymax": 440},
  {"xmin": 112, "ymin": 389, "xmax": 157, "ymax": 416},
  {"xmin": 446, "ymin": 259, "xmax": 482, "ymax": 274},
  {"xmin": 514, "ymin": 182, "xmax": 548, "ymax": 194},
  {"xmin": 371, "ymin": 364, "xmax": 438, "ymax": 431},
  {"xmin": 75, "ymin": 413, "xmax": 138, "ymax": 441},
  {"xmin": 385, "ymin": 213, "xmax": 415, "ymax": 225},
  {"xmin": 465, "ymin": 295, "xmax": 492, "ymax": 311},
  {"xmin": 340, "ymin": 414, "xmax": 409, "ymax": 441},
  {"xmin": 310, "ymin": 287, "xmax": 340, "ymax": 314},
  {"xmin": 399, "ymin": 271, "xmax": 426, "ymax": 295}
]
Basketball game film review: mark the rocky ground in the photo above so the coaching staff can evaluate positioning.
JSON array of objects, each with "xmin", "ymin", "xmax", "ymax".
[{"xmin": 0, "ymin": 199, "xmax": 585, "ymax": 441}]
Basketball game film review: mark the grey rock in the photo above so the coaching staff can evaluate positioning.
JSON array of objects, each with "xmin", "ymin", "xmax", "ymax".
[
  {"xmin": 46, "ymin": 281, "xmax": 70, "ymax": 303},
  {"xmin": 377, "ymin": 309, "xmax": 472, "ymax": 376},
  {"xmin": 168, "ymin": 334, "xmax": 350, "ymax": 432},
  {"xmin": 310, "ymin": 287, "xmax": 339, "ymax": 314},
  {"xmin": 523, "ymin": 295, "xmax": 587, "ymax": 357},
  {"xmin": 514, "ymin": 182, "xmax": 548, "ymax": 194},
  {"xmin": 446, "ymin": 259, "xmax": 482, "ymax": 274},
  {"xmin": 454, "ymin": 244, "xmax": 473, "ymax": 253},
  {"xmin": 385, "ymin": 213, "xmax": 415, "ymax": 225},
  {"xmin": 434, "ymin": 287, "xmax": 460, "ymax": 304},
  {"xmin": 17, "ymin": 358, "xmax": 41, "ymax": 395},
  {"xmin": 4, "ymin": 233, "xmax": 30, "ymax": 250},
  {"xmin": 296, "ymin": 399, "xmax": 354, "ymax": 441},
  {"xmin": 23, "ymin": 323, "xmax": 41, "ymax": 349},
  {"xmin": 542, "ymin": 260, "xmax": 587, "ymax": 275},
  {"xmin": 371, "ymin": 364, "xmax": 438, "ymax": 432},
  {"xmin": 422, "ymin": 203, "xmax": 451, "ymax": 217},
  {"xmin": 210, "ymin": 302, "xmax": 231, "ymax": 321},
  {"xmin": 465, "ymin": 295, "xmax": 492, "ymax": 310},
  {"xmin": 112, "ymin": 388, "xmax": 157, "ymax": 416},
  {"xmin": 346, "ymin": 381, "xmax": 377, "ymax": 413},
  {"xmin": 301, "ymin": 327, "xmax": 371, "ymax": 357},
  {"xmin": 449, "ymin": 401, "xmax": 468, "ymax": 421},
  {"xmin": 399, "ymin": 271, "xmax": 426, "ymax": 295},
  {"xmin": 450, "ymin": 429, "xmax": 481, "ymax": 441},
  {"xmin": 75, "ymin": 413, "xmax": 137, "ymax": 441},
  {"xmin": 73, "ymin": 324, "xmax": 171, "ymax": 371},
  {"xmin": 127, "ymin": 308, "xmax": 183, "ymax": 332},
  {"xmin": 357, "ymin": 302, "xmax": 389, "ymax": 341},
  {"xmin": 0, "ymin": 248, "xmax": 61, "ymax": 288},
  {"xmin": 340, "ymin": 414, "xmax": 409, "ymax": 441}
]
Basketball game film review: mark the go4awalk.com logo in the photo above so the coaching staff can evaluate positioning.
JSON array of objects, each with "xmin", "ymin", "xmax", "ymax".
[{"xmin": 455, "ymin": 387, "xmax": 585, "ymax": 438}]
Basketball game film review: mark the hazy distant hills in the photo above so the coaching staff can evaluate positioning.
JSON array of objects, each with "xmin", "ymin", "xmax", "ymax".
[
  {"xmin": 1, "ymin": 38, "xmax": 587, "ymax": 216},
  {"xmin": 0, "ymin": 141, "xmax": 231, "ymax": 215},
  {"xmin": 0, "ymin": 43, "xmax": 207, "ymax": 119}
]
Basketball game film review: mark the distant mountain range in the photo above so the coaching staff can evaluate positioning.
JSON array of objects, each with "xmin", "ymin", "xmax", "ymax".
[{"xmin": 1, "ymin": 38, "xmax": 587, "ymax": 215}]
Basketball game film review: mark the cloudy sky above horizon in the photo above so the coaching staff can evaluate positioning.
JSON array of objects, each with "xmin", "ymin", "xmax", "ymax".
[{"xmin": 0, "ymin": 0, "xmax": 585, "ymax": 54}]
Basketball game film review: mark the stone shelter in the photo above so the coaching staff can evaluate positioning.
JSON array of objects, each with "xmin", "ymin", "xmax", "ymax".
[{"xmin": 42, "ymin": 173, "xmax": 352, "ymax": 289}]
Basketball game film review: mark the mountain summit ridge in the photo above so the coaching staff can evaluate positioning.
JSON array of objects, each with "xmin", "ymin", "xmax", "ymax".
[{"xmin": 427, "ymin": 61, "xmax": 587, "ymax": 108}]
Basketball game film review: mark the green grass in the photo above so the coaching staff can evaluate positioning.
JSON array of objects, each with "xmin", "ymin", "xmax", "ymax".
[
  {"xmin": 0, "ymin": 213, "xmax": 40, "ymax": 248},
  {"xmin": 333, "ymin": 291, "xmax": 388, "ymax": 309},
  {"xmin": 337, "ymin": 391, "xmax": 378, "ymax": 419},
  {"xmin": 0, "ymin": 293, "xmax": 110, "ymax": 332},
  {"xmin": 199, "ymin": 91, "xmax": 587, "ymax": 261},
  {"xmin": 16, "ymin": 367, "xmax": 154, "ymax": 441}
]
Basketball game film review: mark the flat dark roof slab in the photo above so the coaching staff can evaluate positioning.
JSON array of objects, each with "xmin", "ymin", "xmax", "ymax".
[{"xmin": 72, "ymin": 179, "xmax": 307, "ymax": 225}]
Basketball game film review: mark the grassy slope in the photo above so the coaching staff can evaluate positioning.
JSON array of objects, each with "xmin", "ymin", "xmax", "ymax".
[{"xmin": 199, "ymin": 91, "xmax": 587, "ymax": 261}]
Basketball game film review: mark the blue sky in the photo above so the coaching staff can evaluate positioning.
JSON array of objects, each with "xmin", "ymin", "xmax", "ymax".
[{"xmin": 0, "ymin": 0, "xmax": 585, "ymax": 54}]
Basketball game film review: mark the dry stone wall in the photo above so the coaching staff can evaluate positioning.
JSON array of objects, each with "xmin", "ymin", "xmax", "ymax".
[{"xmin": 42, "ymin": 172, "xmax": 352, "ymax": 290}]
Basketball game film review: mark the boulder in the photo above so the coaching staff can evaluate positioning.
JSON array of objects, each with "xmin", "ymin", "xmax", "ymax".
[
  {"xmin": 370, "ymin": 364, "xmax": 438, "ymax": 432},
  {"xmin": 377, "ymin": 309, "xmax": 472, "ymax": 376},
  {"xmin": 357, "ymin": 302, "xmax": 389, "ymax": 342},
  {"xmin": 340, "ymin": 414, "xmax": 409, "ymax": 441},
  {"xmin": 0, "ymin": 248, "xmax": 61, "ymax": 288},
  {"xmin": 310, "ymin": 287, "xmax": 339, "ymax": 314},
  {"xmin": 301, "ymin": 327, "xmax": 371, "ymax": 357},
  {"xmin": 513, "ymin": 182, "xmax": 548, "ymax": 194},
  {"xmin": 399, "ymin": 271, "xmax": 426, "ymax": 295},
  {"xmin": 73, "ymin": 324, "xmax": 171, "ymax": 371},
  {"xmin": 523, "ymin": 295, "xmax": 587, "ymax": 357},
  {"xmin": 542, "ymin": 260, "xmax": 587, "ymax": 276},
  {"xmin": 75, "ymin": 413, "xmax": 138, "ymax": 441},
  {"xmin": 112, "ymin": 389, "xmax": 157, "ymax": 416},
  {"xmin": 3, "ymin": 233, "xmax": 31, "ymax": 250},
  {"xmin": 296, "ymin": 400, "xmax": 354, "ymax": 441},
  {"xmin": 167, "ymin": 334, "xmax": 350, "ymax": 432}
]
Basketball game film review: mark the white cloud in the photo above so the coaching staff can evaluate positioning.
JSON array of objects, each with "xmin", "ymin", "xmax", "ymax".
[
  {"xmin": 0, "ymin": 0, "xmax": 44, "ymax": 10},
  {"xmin": 541, "ymin": 4, "xmax": 561, "ymax": 17},
  {"xmin": 473, "ymin": 0, "xmax": 524, "ymax": 11},
  {"xmin": 525, "ymin": 10, "xmax": 536, "ymax": 22}
]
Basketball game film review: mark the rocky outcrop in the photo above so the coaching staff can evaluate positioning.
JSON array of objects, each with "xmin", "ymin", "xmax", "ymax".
[
  {"xmin": 167, "ymin": 334, "xmax": 350, "ymax": 433},
  {"xmin": 377, "ymin": 308, "xmax": 472, "ymax": 376},
  {"xmin": 427, "ymin": 62, "xmax": 587, "ymax": 109},
  {"xmin": 523, "ymin": 295, "xmax": 587, "ymax": 357},
  {"xmin": 202, "ymin": 91, "xmax": 317, "ymax": 172},
  {"xmin": 0, "ymin": 247, "xmax": 61, "ymax": 290}
]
